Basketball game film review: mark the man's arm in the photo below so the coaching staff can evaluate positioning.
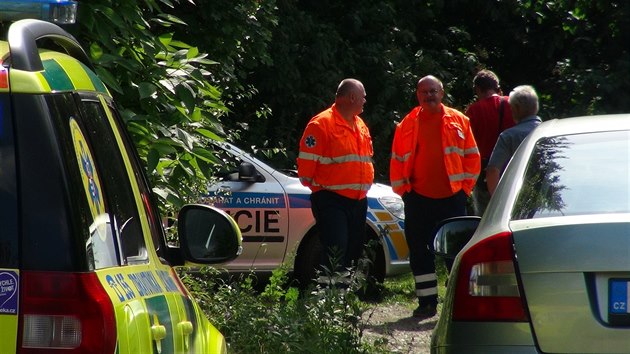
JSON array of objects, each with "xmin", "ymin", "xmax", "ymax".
[
  {"xmin": 486, "ymin": 166, "xmax": 501, "ymax": 196},
  {"xmin": 462, "ymin": 118, "xmax": 481, "ymax": 195},
  {"xmin": 486, "ymin": 134, "xmax": 510, "ymax": 196},
  {"xmin": 297, "ymin": 121, "xmax": 325, "ymax": 189}
]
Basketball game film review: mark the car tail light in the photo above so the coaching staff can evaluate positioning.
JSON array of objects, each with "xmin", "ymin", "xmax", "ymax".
[
  {"xmin": 0, "ymin": 66, "xmax": 7, "ymax": 89},
  {"xmin": 452, "ymin": 231, "xmax": 528, "ymax": 322},
  {"xmin": 18, "ymin": 271, "xmax": 117, "ymax": 353}
]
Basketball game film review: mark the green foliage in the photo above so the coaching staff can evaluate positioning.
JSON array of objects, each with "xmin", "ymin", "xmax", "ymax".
[
  {"xmin": 169, "ymin": 0, "xmax": 278, "ymax": 147},
  {"xmin": 74, "ymin": 0, "xmax": 229, "ymax": 214},
  {"xmin": 180, "ymin": 265, "xmax": 377, "ymax": 353},
  {"xmin": 13, "ymin": 0, "xmax": 598, "ymax": 218},
  {"xmin": 378, "ymin": 273, "xmax": 415, "ymax": 305},
  {"xmin": 182, "ymin": 0, "xmax": 497, "ymax": 181},
  {"xmin": 163, "ymin": 0, "xmax": 630, "ymax": 182},
  {"xmin": 62, "ymin": 0, "xmax": 630, "ymax": 212}
]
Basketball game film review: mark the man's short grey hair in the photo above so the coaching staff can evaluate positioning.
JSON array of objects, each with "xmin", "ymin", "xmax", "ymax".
[{"xmin": 509, "ymin": 85, "xmax": 539, "ymax": 116}]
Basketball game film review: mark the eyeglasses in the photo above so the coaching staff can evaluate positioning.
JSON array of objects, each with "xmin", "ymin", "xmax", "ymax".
[{"xmin": 419, "ymin": 89, "xmax": 440, "ymax": 96}]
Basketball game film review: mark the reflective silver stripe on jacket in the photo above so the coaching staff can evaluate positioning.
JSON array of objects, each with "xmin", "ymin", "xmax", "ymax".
[
  {"xmin": 298, "ymin": 151, "xmax": 372, "ymax": 164},
  {"xmin": 448, "ymin": 172, "xmax": 479, "ymax": 182},
  {"xmin": 310, "ymin": 181, "xmax": 372, "ymax": 192},
  {"xmin": 391, "ymin": 178, "xmax": 409, "ymax": 188},
  {"xmin": 444, "ymin": 146, "xmax": 479, "ymax": 156},
  {"xmin": 391, "ymin": 151, "xmax": 410, "ymax": 162},
  {"xmin": 464, "ymin": 147, "xmax": 479, "ymax": 155}
]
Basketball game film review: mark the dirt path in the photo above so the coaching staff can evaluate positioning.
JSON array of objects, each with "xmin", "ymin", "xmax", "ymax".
[{"xmin": 361, "ymin": 302, "xmax": 437, "ymax": 353}]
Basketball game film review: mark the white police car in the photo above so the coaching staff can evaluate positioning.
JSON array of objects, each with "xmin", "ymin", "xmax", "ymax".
[{"xmin": 207, "ymin": 142, "xmax": 410, "ymax": 284}]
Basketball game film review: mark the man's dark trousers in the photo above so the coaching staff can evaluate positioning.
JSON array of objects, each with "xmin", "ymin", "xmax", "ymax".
[
  {"xmin": 403, "ymin": 190, "xmax": 467, "ymax": 306},
  {"xmin": 310, "ymin": 190, "xmax": 368, "ymax": 274}
]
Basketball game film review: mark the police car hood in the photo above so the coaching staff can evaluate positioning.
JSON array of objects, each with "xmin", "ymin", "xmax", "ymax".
[
  {"xmin": 366, "ymin": 182, "xmax": 399, "ymax": 199},
  {"xmin": 277, "ymin": 170, "xmax": 397, "ymax": 200}
]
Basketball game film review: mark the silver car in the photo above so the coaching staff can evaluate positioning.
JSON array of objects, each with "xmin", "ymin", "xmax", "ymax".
[{"xmin": 431, "ymin": 114, "xmax": 630, "ymax": 353}]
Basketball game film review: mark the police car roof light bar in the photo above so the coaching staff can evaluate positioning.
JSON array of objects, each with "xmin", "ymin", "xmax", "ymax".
[
  {"xmin": 0, "ymin": 0, "xmax": 78, "ymax": 25},
  {"xmin": 7, "ymin": 18, "xmax": 93, "ymax": 72}
]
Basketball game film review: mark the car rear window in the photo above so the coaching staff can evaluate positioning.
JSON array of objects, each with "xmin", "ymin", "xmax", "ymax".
[{"xmin": 512, "ymin": 130, "xmax": 630, "ymax": 219}]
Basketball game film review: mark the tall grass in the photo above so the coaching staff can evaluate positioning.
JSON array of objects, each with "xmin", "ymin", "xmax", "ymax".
[
  {"xmin": 179, "ymin": 255, "xmax": 450, "ymax": 353},
  {"xmin": 180, "ymin": 264, "xmax": 376, "ymax": 353}
]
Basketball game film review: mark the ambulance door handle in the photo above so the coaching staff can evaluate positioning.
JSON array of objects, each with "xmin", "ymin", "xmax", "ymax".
[
  {"xmin": 151, "ymin": 314, "xmax": 167, "ymax": 354},
  {"xmin": 178, "ymin": 321, "xmax": 194, "ymax": 350}
]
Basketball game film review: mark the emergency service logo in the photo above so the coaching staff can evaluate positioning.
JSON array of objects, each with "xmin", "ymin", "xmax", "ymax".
[
  {"xmin": 305, "ymin": 135, "xmax": 316, "ymax": 148},
  {"xmin": 0, "ymin": 270, "xmax": 18, "ymax": 315},
  {"xmin": 70, "ymin": 118, "xmax": 105, "ymax": 219}
]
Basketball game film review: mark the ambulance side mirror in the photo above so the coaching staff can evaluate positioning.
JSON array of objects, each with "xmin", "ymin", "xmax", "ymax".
[{"xmin": 177, "ymin": 204, "xmax": 242, "ymax": 264}]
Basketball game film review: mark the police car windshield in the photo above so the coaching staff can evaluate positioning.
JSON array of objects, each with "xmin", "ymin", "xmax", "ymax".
[{"xmin": 220, "ymin": 142, "xmax": 297, "ymax": 178}]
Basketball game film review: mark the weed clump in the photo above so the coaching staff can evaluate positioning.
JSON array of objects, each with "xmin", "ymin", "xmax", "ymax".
[{"xmin": 179, "ymin": 263, "xmax": 377, "ymax": 353}]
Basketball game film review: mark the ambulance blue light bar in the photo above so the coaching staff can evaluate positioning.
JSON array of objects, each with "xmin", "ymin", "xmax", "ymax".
[{"xmin": 0, "ymin": 0, "xmax": 78, "ymax": 25}]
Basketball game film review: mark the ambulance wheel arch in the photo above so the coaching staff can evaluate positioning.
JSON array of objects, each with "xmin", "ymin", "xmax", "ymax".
[{"xmin": 293, "ymin": 224, "xmax": 385, "ymax": 287}]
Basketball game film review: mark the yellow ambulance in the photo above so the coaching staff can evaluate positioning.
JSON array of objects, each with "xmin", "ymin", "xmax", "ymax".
[{"xmin": 0, "ymin": 2, "xmax": 241, "ymax": 353}]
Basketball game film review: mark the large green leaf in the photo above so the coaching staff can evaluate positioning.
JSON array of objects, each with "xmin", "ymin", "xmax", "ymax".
[
  {"xmin": 138, "ymin": 82, "xmax": 158, "ymax": 99},
  {"xmin": 192, "ymin": 147, "xmax": 221, "ymax": 164},
  {"xmin": 196, "ymin": 128, "xmax": 223, "ymax": 141}
]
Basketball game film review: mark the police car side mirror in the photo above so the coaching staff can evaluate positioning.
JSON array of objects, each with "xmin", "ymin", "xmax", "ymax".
[
  {"xmin": 238, "ymin": 161, "xmax": 265, "ymax": 182},
  {"xmin": 433, "ymin": 216, "xmax": 480, "ymax": 259},
  {"xmin": 177, "ymin": 204, "xmax": 243, "ymax": 264}
]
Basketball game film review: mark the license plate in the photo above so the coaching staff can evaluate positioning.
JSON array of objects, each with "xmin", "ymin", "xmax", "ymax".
[{"xmin": 609, "ymin": 279, "xmax": 630, "ymax": 325}]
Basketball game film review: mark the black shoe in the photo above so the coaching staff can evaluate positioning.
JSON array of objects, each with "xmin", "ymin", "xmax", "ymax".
[{"xmin": 413, "ymin": 303, "xmax": 437, "ymax": 318}]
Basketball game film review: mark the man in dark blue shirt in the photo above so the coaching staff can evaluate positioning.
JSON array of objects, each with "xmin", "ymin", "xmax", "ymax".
[{"xmin": 486, "ymin": 85, "xmax": 542, "ymax": 195}]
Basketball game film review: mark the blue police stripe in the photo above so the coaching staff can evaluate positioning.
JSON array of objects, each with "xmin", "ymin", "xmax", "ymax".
[
  {"xmin": 384, "ymin": 236, "xmax": 398, "ymax": 261},
  {"xmin": 288, "ymin": 194, "xmax": 311, "ymax": 208},
  {"xmin": 367, "ymin": 198, "xmax": 384, "ymax": 210}
]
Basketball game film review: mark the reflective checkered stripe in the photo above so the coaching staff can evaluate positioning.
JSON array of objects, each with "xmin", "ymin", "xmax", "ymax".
[{"xmin": 366, "ymin": 200, "xmax": 408, "ymax": 261}]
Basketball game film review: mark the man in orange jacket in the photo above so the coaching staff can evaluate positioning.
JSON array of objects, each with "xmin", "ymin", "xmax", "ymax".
[
  {"xmin": 390, "ymin": 75, "xmax": 480, "ymax": 318},
  {"xmin": 297, "ymin": 78, "xmax": 374, "ymax": 286}
]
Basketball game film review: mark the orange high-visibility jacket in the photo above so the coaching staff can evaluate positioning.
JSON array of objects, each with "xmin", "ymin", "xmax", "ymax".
[
  {"xmin": 297, "ymin": 104, "xmax": 374, "ymax": 200},
  {"xmin": 390, "ymin": 105, "xmax": 480, "ymax": 197}
]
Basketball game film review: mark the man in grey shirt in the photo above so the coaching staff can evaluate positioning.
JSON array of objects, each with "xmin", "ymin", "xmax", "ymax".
[{"xmin": 486, "ymin": 85, "xmax": 542, "ymax": 195}]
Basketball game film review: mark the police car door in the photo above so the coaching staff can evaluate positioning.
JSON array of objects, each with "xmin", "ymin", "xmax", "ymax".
[{"xmin": 209, "ymin": 144, "xmax": 289, "ymax": 272}]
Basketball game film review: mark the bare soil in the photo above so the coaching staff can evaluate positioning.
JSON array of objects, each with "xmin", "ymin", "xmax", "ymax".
[{"xmin": 361, "ymin": 302, "xmax": 436, "ymax": 353}]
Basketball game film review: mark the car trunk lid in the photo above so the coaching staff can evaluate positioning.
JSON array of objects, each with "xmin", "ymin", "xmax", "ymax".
[{"xmin": 512, "ymin": 216, "xmax": 630, "ymax": 353}]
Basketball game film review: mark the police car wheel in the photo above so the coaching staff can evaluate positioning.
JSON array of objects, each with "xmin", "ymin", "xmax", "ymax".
[
  {"xmin": 293, "ymin": 231, "xmax": 322, "ymax": 289},
  {"xmin": 362, "ymin": 234, "xmax": 386, "ymax": 284},
  {"xmin": 293, "ymin": 228, "xmax": 386, "ymax": 291}
]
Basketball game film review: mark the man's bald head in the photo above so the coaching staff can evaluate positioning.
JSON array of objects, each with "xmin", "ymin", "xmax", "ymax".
[
  {"xmin": 416, "ymin": 75, "xmax": 444, "ymax": 113},
  {"xmin": 335, "ymin": 78, "xmax": 366, "ymax": 122},
  {"xmin": 336, "ymin": 78, "xmax": 363, "ymax": 98}
]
